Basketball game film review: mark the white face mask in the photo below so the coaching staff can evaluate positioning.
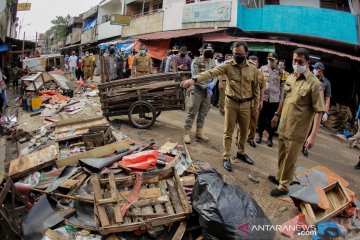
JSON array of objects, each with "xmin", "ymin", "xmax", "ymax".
[
  {"xmin": 293, "ymin": 64, "xmax": 307, "ymax": 74},
  {"xmin": 313, "ymin": 69, "xmax": 319, "ymax": 76},
  {"xmin": 86, "ymin": 53, "xmax": 89, "ymax": 56}
]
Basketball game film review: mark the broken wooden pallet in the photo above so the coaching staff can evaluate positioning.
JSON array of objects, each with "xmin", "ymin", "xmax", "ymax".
[{"xmin": 92, "ymin": 168, "xmax": 192, "ymax": 235}]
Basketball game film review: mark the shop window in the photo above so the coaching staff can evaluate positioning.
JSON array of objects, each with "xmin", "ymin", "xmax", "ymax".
[
  {"xmin": 265, "ymin": 0, "xmax": 279, "ymax": 4},
  {"xmin": 320, "ymin": 0, "xmax": 350, "ymax": 12}
]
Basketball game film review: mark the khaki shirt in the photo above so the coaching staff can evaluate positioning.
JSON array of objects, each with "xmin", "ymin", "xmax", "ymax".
[
  {"xmin": 251, "ymin": 71, "xmax": 266, "ymax": 107},
  {"xmin": 132, "ymin": 54, "xmax": 152, "ymax": 73},
  {"xmin": 195, "ymin": 59, "xmax": 260, "ymax": 108},
  {"xmin": 278, "ymin": 69, "xmax": 326, "ymax": 141},
  {"xmin": 83, "ymin": 56, "xmax": 94, "ymax": 68}
]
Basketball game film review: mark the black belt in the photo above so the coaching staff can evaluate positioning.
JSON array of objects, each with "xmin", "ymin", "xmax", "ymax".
[{"xmin": 226, "ymin": 95, "xmax": 253, "ymax": 104}]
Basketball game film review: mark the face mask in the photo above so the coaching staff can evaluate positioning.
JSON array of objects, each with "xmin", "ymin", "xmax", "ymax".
[
  {"xmin": 132, "ymin": 51, "xmax": 136, "ymax": 55},
  {"xmin": 86, "ymin": 53, "xmax": 89, "ymax": 56},
  {"xmin": 140, "ymin": 50, "xmax": 146, "ymax": 55},
  {"xmin": 313, "ymin": 69, "xmax": 319, "ymax": 76},
  {"xmin": 234, "ymin": 55, "xmax": 245, "ymax": 64},
  {"xmin": 268, "ymin": 59, "xmax": 277, "ymax": 69},
  {"xmin": 293, "ymin": 64, "xmax": 307, "ymax": 74},
  {"xmin": 203, "ymin": 51, "xmax": 214, "ymax": 59},
  {"xmin": 180, "ymin": 53, "xmax": 186, "ymax": 57},
  {"xmin": 109, "ymin": 49, "xmax": 115, "ymax": 54}
]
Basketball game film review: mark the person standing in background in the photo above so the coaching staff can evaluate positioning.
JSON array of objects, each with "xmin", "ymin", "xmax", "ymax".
[
  {"xmin": 132, "ymin": 44, "xmax": 152, "ymax": 77},
  {"xmin": 89, "ymin": 53, "xmax": 96, "ymax": 80},
  {"xmin": 68, "ymin": 51, "xmax": 78, "ymax": 80}
]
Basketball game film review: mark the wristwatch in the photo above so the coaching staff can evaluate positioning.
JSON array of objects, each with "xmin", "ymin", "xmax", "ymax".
[
  {"xmin": 274, "ymin": 112, "xmax": 280, "ymax": 117},
  {"xmin": 191, "ymin": 77, "xmax": 197, "ymax": 83}
]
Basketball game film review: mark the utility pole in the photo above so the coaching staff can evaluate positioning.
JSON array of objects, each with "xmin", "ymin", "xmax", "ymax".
[{"xmin": 22, "ymin": 32, "xmax": 25, "ymax": 59}]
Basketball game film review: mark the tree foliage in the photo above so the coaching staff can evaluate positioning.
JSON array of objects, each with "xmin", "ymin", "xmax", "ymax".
[{"xmin": 50, "ymin": 15, "xmax": 70, "ymax": 41}]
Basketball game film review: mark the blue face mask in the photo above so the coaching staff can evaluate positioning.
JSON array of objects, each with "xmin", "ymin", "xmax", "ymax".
[{"xmin": 140, "ymin": 50, "xmax": 146, "ymax": 55}]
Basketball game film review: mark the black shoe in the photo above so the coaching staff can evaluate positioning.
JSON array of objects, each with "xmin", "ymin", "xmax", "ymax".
[
  {"xmin": 270, "ymin": 188, "xmax": 289, "ymax": 197},
  {"xmin": 266, "ymin": 139, "xmax": 273, "ymax": 147},
  {"xmin": 247, "ymin": 140, "xmax": 256, "ymax": 148},
  {"xmin": 302, "ymin": 147, "xmax": 309, "ymax": 157},
  {"xmin": 255, "ymin": 135, "xmax": 262, "ymax": 144},
  {"xmin": 223, "ymin": 159, "xmax": 232, "ymax": 172},
  {"xmin": 268, "ymin": 175, "xmax": 279, "ymax": 185},
  {"xmin": 219, "ymin": 110, "xmax": 224, "ymax": 116},
  {"xmin": 237, "ymin": 153, "xmax": 254, "ymax": 165}
]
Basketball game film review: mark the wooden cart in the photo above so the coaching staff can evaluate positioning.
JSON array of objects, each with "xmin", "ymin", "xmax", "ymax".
[{"xmin": 98, "ymin": 73, "xmax": 186, "ymax": 129}]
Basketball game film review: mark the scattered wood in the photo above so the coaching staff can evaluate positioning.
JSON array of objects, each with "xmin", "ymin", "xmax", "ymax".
[
  {"xmin": 8, "ymin": 145, "xmax": 58, "ymax": 179},
  {"xmin": 44, "ymin": 229, "xmax": 67, "ymax": 240},
  {"xmin": 158, "ymin": 142, "xmax": 178, "ymax": 154},
  {"xmin": 172, "ymin": 221, "xmax": 187, "ymax": 240}
]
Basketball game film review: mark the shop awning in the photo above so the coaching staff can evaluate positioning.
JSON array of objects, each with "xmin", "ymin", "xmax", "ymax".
[
  {"xmin": 203, "ymin": 33, "xmax": 360, "ymax": 62},
  {"xmin": 133, "ymin": 39, "xmax": 171, "ymax": 60},
  {"xmin": 134, "ymin": 28, "xmax": 227, "ymax": 41},
  {"xmin": 248, "ymin": 43, "xmax": 275, "ymax": 53}
]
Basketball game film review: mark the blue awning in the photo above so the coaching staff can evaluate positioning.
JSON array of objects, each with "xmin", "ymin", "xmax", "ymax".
[
  {"xmin": 83, "ymin": 17, "xmax": 97, "ymax": 31},
  {"xmin": 0, "ymin": 44, "xmax": 9, "ymax": 53}
]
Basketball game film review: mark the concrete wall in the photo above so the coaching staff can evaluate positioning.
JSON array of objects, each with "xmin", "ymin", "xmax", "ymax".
[
  {"xmin": 71, "ymin": 28, "xmax": 82, "ymax": 44},
  {"xmin": 279, "ymin": 0, "xmax": 320, "ymax": 8},
  {"xmin": 65, "ymin": 34, "xmax": 72, "ymax": 45},
  {"xmin": 163, "ymin": 0, "xmax": 238, "ymax": 31},
  {"xmin": 83, "ymin": 6, "xmax": 99, "ymax": 20},
  {"xmin": 122, "ymin": 11, "xmax": 163, "ymax": 37},
  {"xmin": 97, "ymin": 21, "xmax": 122, "ymax": 40},
  {"xmin": 237, "ymin": 4, "xmax": 358, "ymax": 45},
  {"xmin": 81, "ymin": 28, "xmax": 96, "ymax": 44}
]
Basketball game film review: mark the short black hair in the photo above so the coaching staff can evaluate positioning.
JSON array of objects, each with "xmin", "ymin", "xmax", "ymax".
[
  {"xmin": 279, "ymin": 59, "xmax": 286, "ymax": 63},
  {"xmin": 248, "ymin": 55, "xmax": 258, "ymax": 61},
  {"xmin": 232, "ymin": 41, "xmax": 248, "ymax": 52},
  {"xmin": 294, "ymin": 48, "xmax": 309, "ymax": 61},
  {"xmin": 180, "ymin": 46, "xmax": 187, "ymax": 52}
]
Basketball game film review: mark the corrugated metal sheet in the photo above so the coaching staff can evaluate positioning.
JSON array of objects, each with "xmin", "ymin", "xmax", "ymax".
[
  {"xmin": 134, "ymin": 28, "xmax": 227, "ymax": 41},
  {"xmin": 203, "ymin": 33, "xmax": 360, "ymax": 62}
]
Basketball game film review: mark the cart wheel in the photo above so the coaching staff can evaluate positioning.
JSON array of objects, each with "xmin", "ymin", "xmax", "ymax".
[{"xmin": 128, "ymin": 101, "xmax": 156, "ymax": 129}]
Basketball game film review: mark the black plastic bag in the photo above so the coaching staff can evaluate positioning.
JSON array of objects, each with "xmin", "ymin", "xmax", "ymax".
[{"xmin": 192, "ymin": 168, "xmax": 276, "ymax": 240}]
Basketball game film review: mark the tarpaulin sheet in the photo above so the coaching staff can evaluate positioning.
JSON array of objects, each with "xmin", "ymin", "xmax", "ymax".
[
  {"xmin": 83, "ymin": 17, "xmax": 97, "ymax": 31},
  {"xmin": 98, "ymin": 41, "xmax": 135, "ymax": 54},
  {"xmin": 0, "ymin": 43, "xmax": 9, "ymax": 53},
  {"xmin": 133, "ymin": 39, "xmax": 170, "ymax": 60}
]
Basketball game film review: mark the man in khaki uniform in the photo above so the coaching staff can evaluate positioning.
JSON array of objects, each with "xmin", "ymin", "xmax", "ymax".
[
  {"xmin": 269, "ymin": 48, "xmax": 325, "ymax": 197},
  {"xmin": 181, "ymin": 41, "xmax": 260, "ymax": 172},
  {"xmin": 89, "ymin": 53, "xmax": 96, "ymax": 80},
  {"xmin": 131, "ymin": 44, "xmax": 152, "ymax": 77},
  {"xmin": 82, "ymin": 51, "xmax": 94, "ymax": 81},
  {"xmin": 236, "ymin": 56, "xmax": 266, "ymax": 148}
]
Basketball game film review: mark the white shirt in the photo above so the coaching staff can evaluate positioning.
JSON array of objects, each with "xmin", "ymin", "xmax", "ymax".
[{"xmin": 68, "ymin": 55, "xmax": 78, "ymax": 68}]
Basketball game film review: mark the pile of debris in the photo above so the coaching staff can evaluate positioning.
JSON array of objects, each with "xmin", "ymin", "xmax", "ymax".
[
  {"xmin": 323, "ymin": 104, "xmax": 354, "ymax": 132},
  {"xmin": 1, "ymin": 117, "xmax": 200, "ymax": 240}
]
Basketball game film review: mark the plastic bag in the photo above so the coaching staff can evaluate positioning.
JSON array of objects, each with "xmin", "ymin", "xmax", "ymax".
[
  {"xmin": 118, "ymin": 150, "xmax": 158, "ymax": 170},
  {"xmin": 192, "ymin": 168, "xmax": 275, "ymax": 240}
]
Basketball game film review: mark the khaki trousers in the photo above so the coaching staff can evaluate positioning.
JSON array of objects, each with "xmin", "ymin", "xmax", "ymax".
[
  {"xmin": 276, "ymin": 136, "xmax": 303, "ymax": 191},
  {"xmin": 247, "ymin": 111, "xmax": 260, "ymax": 141},
  {"xmin": 218, "ymin": 83, "xmax": 226, "ymax": 112},
  {"xmin": 223, "ymin": 97, "xmax": 251, "ymax": 158},
  {"xmin": 83, "ymin": 67, "xmax": 92, "ymax": 81}
]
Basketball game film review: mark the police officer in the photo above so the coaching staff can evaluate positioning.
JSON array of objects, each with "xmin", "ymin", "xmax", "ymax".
[
  {"xmin": 105, "ymin": 45, "xmax": 118, "ymax": 81},
  {"xmin": 132, "ymin": 44, "xmax": 152, "ymax": 77},
  {"xmin": 269, "ymin": 48, "xmax": 325, "ymax": 197},
  {"xmin": 82, "ymin": 51, "xmax": 94, "ymax": 81},
  {"xmin": 256, "ymin": 52, "xmax": 282, "ymax": 147},
  {"xmin": 183, "ymin": 43, "xmax": 216, "ymax": 144},
  {"xmin": 181, "ymin": 41, "xmax": 260, "ymax": 172},
  {"xmin": 236, "ymin": 55, "xmax": 266, "ymax": 148}
]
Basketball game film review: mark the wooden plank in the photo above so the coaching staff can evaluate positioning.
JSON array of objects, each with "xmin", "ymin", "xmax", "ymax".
[
  {"xmin": 44, "ymin": 229, "xmax": 66, "ymax": 240},
  {"xmin": 133, "ymin": 195, "xmax": 169, "ymax": 208},
  {"xmin": 166, "ymin": 179, "xmax": 183, "ymax": 214},
  {"xmin": 109, "ymin": 172, "xmax": 123, "ymax": 223},
  {"xmin": 158, "ymin": 142, "xmax": 178, "ymax": 154},
  {"xmin": 59, "ymin": 179, "xmax": 80, "ymax": 189},
  {"xmin": 56, "ymin": 141, "xmax": 128, "ymax": 167},
  {"xmin": 150, "ymin": 184, "xmax": 165, "ymax": 215},
  {"xmin": 174, "ymin": 171, "xmax": 192, "ymax": 214},
  {"xmin": 8, "ymin": 145, "xmax": 58, "ymax": 179},
  {"xmin": 61, "ymin": 172, "xmax": 89, "ymax": 204},
  {"xmin": 97, "ymin": 188, "xmax": 162, "ymax": 204},
  {"xmin": 91, "ymin": 175, "xmax": 110, "ymax": 227},
  {"xmin": 54, "ymin": 116, "xmax": 105, "ymax": 127},
  {"xmin": 159, "ymin": 180, "xmax": 175, "ymax": 215},
  {"xmin": 172, "ymin": 221, "xmax": 187, "ymax": 240},
  {"xmin": 180, "ymin": 175, "xmax": 195, "ymax": 187}
]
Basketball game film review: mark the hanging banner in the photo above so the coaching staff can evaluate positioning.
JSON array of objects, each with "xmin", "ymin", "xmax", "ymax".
[
  {"xmin": 183, "ymin": 1, "xmax": 231, "ymax": 23},
  {"xmin": 17, "ymin": 3, "xmax": 32, "ymax": 11}
]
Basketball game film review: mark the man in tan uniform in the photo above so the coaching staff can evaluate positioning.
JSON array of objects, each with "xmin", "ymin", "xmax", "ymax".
[
  {"xmin": 131, "ymin": 44, "xmax": 152, "ymax": 77},
  {"xmin": 181, "ymin": 41, "xmax": 260, "ymax": 172},
  {"xmin": 236, "ymin": 55, "xmax": 266, "ymax": 148},
  {"xmin": 82, "ymin": 51, "xmax": 94, "ymax": 81},
  {"xmin": 269, "ymin": 48, "xmax": 325, "ymax": 197}
]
